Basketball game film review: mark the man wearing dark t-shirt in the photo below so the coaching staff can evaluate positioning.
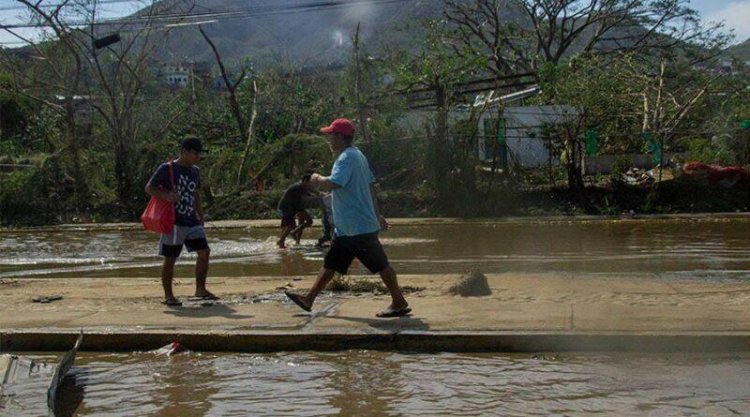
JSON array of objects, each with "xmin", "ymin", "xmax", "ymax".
[
  {"xmin": 145, "ymin": 136, "xmax": 217, "ymax": 306},
  {"xmin": 276, "ymin": 174, "xmax": 314, "ymax": 248}
]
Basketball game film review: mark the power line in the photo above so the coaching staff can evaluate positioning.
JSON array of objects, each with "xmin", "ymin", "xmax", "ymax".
[
  {"xmin": 0, "ymin": 0, "xmax": 413, "ymax": 30},
  {"xmin": 0, "ymin": 0, "xmax": 144, "ymax": 12}
]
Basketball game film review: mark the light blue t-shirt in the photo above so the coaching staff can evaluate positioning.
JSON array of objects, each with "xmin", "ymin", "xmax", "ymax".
[{"xmin": 329, "ymin": 147, "xmax": 380, "ymax": 237}]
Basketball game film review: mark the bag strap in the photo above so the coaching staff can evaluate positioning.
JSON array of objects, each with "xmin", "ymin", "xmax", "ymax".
[{"xmin": 168, "ymin": 161, "xmax": 175, "ymax": 191}]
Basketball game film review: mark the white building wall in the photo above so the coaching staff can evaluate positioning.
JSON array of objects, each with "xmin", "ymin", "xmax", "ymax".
[
  {"xmin": 477, "ymin": 105, "xmax": 578, "ymax": 168},
  {"xmin": 399, "ymin": 104, "xmax": 578, "ymax": 169}
]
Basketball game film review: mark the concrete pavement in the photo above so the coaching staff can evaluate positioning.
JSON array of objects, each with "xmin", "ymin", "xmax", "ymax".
[{"xmin": 2, "ymin": 273, "xmax": 750, "ymax": 352}]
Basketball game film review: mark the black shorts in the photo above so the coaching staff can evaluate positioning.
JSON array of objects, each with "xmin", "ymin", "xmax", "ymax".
[
  {"xmin": 324, "ymin": 232, "xmax": 389, "ymax": 275},
  {"xmin": 159, "ymin": 225, "xmax": 209, "ymax": 258},
  {"xmin": 160, "ymin": 238, "xmax": 209, "ymax": 258}
]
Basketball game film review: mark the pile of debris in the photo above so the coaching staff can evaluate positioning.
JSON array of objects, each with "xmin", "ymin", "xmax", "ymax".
[{"xmin": 447, "ymin": 271, "xmax": 492, "ymax": 297}]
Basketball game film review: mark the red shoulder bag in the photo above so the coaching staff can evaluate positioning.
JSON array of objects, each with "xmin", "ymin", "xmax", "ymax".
[{"xmin": 141, "ymin": 162, "xmax": 176, "ymax": 234}]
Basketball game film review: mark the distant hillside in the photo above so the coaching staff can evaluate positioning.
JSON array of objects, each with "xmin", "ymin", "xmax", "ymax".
[
  {"xmin": 23, "ymin": 0, "xmax": 703, "ymax": 72},
  {"xmin": 725, "ymin": 38, "xmax": 750, "ymax": 61},
  {"xmin": 134, "ymin": 0, "xmax": 457, "ymax": 68},
  {"xmin": 129, "ymin": 0, "xmax": 679, "ymax": 70}
]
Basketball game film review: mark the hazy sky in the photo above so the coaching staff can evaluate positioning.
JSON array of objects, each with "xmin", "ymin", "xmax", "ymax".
[{"xmin": 0, "ymin": 0, "xmax": 748, "ymax": 47}]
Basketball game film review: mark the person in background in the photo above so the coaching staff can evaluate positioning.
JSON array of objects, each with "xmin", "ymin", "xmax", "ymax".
[
  {"xmin": 316, "ymin": 192, "xmax": 334, "ymax": 247},
  {"xmin": 277, "ymin": 174, "xmax": 315, "ymax": 248}
]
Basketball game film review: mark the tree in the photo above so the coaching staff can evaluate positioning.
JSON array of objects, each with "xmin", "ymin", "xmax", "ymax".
[
  {"xmin": 536, "ymin": 54, "xmax": 642, "ymax": 189},
  {"xmin": 85, "ymin": 1, "xmax": 181, "ymax": 212},
  {"xmin": 384, "ymin": 18, "xmax": 485, "ymax": 207},
  {"xmin": 444, "ymin": 0, "xmax": 729, "ymax": 79},
  {"xmin": 1, "ymin": 0, "xmax": 91, "ymax": 212},
  {"xmin": 0, "ymin": 72, "xmax": 32, "ymax": 142},
  {"xmin": 632, "ymin": 58, "xmax": 719, "ymax": 181},
  {"xmin": 1, "ymin": 0, "xmax": 188, "ymax": 215},
  {"xmin": 195, "ymin": 24, "xmax": 260, "ymax": 192}
]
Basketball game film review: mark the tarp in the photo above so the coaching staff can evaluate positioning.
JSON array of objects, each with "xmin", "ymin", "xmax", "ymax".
[{"xmin": 683, "ymin": 162, "xmax": 750, "ymax": 188}]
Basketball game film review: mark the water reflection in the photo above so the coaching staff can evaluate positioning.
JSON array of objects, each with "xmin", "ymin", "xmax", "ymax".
[
  {"xmin": 2, "ymin": 219, "xmax": 750, "ymax": 281},
  {"xmin": 6, "ymin": 351, "xmax": 750, "ymax": 416}
]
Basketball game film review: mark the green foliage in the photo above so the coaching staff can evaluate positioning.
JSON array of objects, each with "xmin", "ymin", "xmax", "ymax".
[
  {"xmin": 687, "ymin": 137, "xmax": 714, "ymax": 163},
  {"xmin": 253, "ymin": 70, "xmax": 340, "ymax": 144},
  {"xmin": 0, "ymin": 72, "xmax": 32, "ymax": 142},
  {"xmin": 2, "ymin": 3, "xmax": 749, "ymax": 225},
  {"xmin": 0, "ymin": 155, "xmax": 66, "ymax": 225},
  {"xmin": 25, "ymin": 109, "xmax": 63, "ymax": 154},
  {"xmin": 688, "ymin": 132, "xmax": 750, "ymax": 165},
  {"xmin": 536, "ymin": 56, "xmax": 642, "ymax": 153},
  {"xmin": 358, "ymin": 113, "xmax": 426, "ymax": 188}
]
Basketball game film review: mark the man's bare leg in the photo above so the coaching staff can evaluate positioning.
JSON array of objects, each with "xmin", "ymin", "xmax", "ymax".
[
  {"xmin": 277, "ymin": 226, "xmax": 293, "ymax": 248},
  {"xmin": 287, "ymin": 267, "xmax": 336, "ymax": 310},
  {"xmin": 194, "ymin": 248, "xmax": 216, "ymax": 298},
  {"xmin": 290, "ymin": 223, "xmax": 308, "ymax": 244},
  {"xmin": 378, "ymin": 265, "xmax": 408, "ymax": 311},
  {"xmin": 161, "ymin": 256, "xmax": 178, "ymax": 302},
  {"xmin": 291, "ymin": 212, "xmax": 313, "ymax": 244}
]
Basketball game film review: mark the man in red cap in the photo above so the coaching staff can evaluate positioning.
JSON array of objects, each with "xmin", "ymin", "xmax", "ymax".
[{"xmin": 284, "ymin": 118, "xmax": 411, "ymax": 317}]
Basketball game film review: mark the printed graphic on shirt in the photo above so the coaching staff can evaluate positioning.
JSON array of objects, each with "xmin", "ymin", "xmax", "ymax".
[{"xmin": 176, "ymin": 173, "xmax": 197, "ymax": 219}]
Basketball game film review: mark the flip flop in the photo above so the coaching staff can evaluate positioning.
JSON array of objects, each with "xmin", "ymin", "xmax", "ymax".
[
  {"xmin": 161, "ymin": 299, "xmax": 183, "ymax": 307},
  {"xmin": 284, "ymin": 291, "xmax": 311, "ymax": 312},
  {"xmin": 194, "ymin": 294, "xmax": 220, "ymax": 300},
  {"xmin": 376, "ymin": 306, "xmax": 412, "ymax": 318}
]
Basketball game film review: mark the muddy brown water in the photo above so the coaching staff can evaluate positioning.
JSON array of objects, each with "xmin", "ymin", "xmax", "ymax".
[
  {"xmin": 2, "ymin": 218, "xmax": 750, "ymax": 281},
  {"xmin": 5, "ymin": 351, "xmax": 750, "ymax": 417},
  {"xmin": 3, "ymin": 218, "xmax": 750, "ymax": 416}
]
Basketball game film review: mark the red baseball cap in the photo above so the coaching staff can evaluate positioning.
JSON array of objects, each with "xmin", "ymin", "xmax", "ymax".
[{"xmin": 320, "ymin": 118, "xmax": 355, "ymax": 137}]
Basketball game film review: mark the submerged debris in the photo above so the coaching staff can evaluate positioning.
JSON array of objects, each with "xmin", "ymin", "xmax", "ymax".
[
  {"xmin": 153, "ymin": 342, "xmax": 188, "ymax": 356},
  {"xmin": 325, "ymin": 275, "xmax": 425, "ymax": 294},
  {"xmin": 326, "ymin": 275, "xmax": 387, "ymax": 293},
  {"xmin": 531, "ymin": 353, "xmax": 561, "ymax": 361},
  {"xmin": 401, "ymin": 285, "xmax": 425, "ymax": 293},
  {"xmin": 31, "ymin": 295, "xmax": 63, "ymax": 303},
  {"xmin": 447, "ymin": 271, "xmax": 492, "ymax": 297}
]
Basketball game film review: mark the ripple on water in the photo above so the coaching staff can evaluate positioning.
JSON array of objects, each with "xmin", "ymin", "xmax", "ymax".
[
  {"xmin": 4, "ymin": 221, "xmax": 750, "ymax": 280},
  {"xmin": 6, "ymin": 351, "xmax": 748, "ymax": 417}
]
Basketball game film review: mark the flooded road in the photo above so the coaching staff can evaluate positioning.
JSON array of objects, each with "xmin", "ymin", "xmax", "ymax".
[
  {"xmin": 2, "ymin": 218, "xmax": 750, "ymax": 281},
  {"xmin": 3, "ymin": 219, "xmax": 750, "ymax": 416},
  {"xmin": 6, "ymin": 351, "xmax": 750, "ymax": 417}
]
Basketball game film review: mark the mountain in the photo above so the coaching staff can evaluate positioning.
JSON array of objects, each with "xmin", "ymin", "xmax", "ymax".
[
  {"xmin": 126, "ymin": 0, "xmax": 684, "ymax": 70},
  {"xmin": 26, "ymin": 0, "xmax": 707, "ymax": 71},
  {"xmin": 725, "ymin": 38, "xmax": 750, "ymax": 61},
  {"xmin": 129, "ymin": 0, "xmax": 449, "ymax": 68}
]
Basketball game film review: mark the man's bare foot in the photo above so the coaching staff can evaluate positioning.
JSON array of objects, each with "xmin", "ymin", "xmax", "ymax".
[
  {"xmin": 277, "ymin": 239, "xmax": 286, "ymax": 248},
  {"xmin": 284, "ymin": 291, "xmax": 312, "ymax": 312},
  {"xmin": 376, "ymin": 304, "xmax": 411, "ymax": 318},
  {"xmin": 194, "ymin": 290, "xmax": 219, "ymax": 300},
  {"xmin": 161, "ymin": 297, "xmax": 182, "ymax": 306}
]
